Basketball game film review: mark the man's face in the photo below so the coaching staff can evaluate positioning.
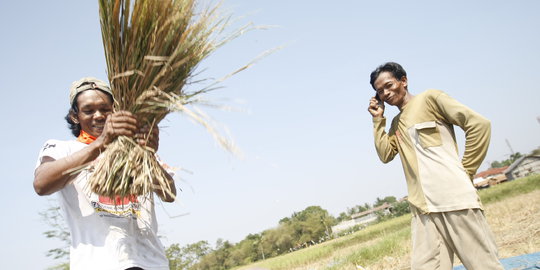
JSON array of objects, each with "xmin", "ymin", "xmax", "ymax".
[
  {"xmin": 73, "ymin": 90, "xmax": 113, "ymax": 137},
  {"xmin": 373, "ymin": 71, "xmax": 408, "ymax": 108}
]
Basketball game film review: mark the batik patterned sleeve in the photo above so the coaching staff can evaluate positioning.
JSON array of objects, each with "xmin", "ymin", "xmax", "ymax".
[
  {"xmin": 373, "ymin": 117, "xmax": 399, "ymax": 163},
  {"xmin": 433, "ymin": 92, "xmax": 491, "ymax": 178}
]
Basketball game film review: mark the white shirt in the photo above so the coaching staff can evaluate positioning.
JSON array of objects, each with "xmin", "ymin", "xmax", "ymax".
[{"xmin": 36, "ymin": 139, "xmax": 169, "ymax": 270}]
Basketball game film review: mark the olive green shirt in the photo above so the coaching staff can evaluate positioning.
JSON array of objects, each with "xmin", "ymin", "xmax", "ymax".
[{"xmin": 373, "ymin": 89, "xmax": 491, "ymax": 213}]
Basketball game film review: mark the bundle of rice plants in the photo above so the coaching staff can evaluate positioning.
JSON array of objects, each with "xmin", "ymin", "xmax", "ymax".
[{"xmin": 90, "ymin": 0, "xmax": 243, "ymax": 199}]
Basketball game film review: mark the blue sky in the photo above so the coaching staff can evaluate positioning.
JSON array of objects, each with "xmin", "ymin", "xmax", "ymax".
[{"xmin": 1, "ymin": 1, "xmax": 539, "ymax": 269}]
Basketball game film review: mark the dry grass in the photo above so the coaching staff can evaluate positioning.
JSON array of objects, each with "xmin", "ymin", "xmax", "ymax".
[
  {"xmin": 249, "ymin": 177, "xmax": 540, "ymax": 270},
  {"xmin": 88, "ymin": 0, "xmax": 247, "ymax": 199},
  {"xmin": 341, "ymin": 189, "xmax": 540, "ymax": 270},
  {"xmin": 487, "ymin": 189, "xmax": 540, "ymax": 258}
]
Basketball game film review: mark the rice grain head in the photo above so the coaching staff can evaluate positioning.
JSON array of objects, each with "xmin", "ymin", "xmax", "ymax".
[{"xmin": 91, "ymin": 0, "xmax": 245, "ymax": 200}]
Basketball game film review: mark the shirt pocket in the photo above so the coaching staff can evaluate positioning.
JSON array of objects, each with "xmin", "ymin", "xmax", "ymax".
[{"xmin": 414, "ymin": 121, "xmax": 442, "ymax": 148}]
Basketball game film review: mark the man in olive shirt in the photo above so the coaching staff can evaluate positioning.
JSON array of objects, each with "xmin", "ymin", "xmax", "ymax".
[{"xmin": 367, "ymin": 62, "xmax": 503, "ymax": 269}]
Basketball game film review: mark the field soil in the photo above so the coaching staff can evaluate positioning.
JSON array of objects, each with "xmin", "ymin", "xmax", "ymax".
[{"xmin": 289, "ymin": 189, "xmax": 540, "ymax": 270}]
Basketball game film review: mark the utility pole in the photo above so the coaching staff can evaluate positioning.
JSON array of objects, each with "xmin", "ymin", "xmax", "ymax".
[
  {"xmin": 505, "ymin": 138, "xmax": 515, "ymax": 155},
  {"xmin": 257, "ymin": 237, "xmax": 265, "ymax": 260},
  {"xmin": 260, "ymin": 243, "xmax": 265, "ymax": 260}
]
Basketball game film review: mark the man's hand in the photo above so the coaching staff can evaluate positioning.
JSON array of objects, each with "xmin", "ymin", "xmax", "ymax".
[
  {"xmin": 94, "ymin": 111, "xmax": 138, "ymax": 150},
  {"xmin": 368, "ymin": 96, "xmax": 385, "ymax": 118},
  {"xmin": 135, "ymin": 124, "xmax": 159, "ymax": 151}
]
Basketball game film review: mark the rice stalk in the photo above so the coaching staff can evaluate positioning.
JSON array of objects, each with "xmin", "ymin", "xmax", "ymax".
[{"xmin": 90, "ymin": 0, "xmax": 248, "ymax": 199}]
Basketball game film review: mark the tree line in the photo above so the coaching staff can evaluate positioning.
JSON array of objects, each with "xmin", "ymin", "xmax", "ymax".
[
  {"xmin": 164, "ymin": 146, "xmax": 540, "ymax": 269},
  {"xmin": 43, "ymin": 146, "xmax": 540, "ymax": 269},
  {"xmin": 42, "ymin": 196, "xmax": 408, "ymax": 270},
  {"xmin": 166, "ymin": 197, "xmax": 410, "ymax": 270}
]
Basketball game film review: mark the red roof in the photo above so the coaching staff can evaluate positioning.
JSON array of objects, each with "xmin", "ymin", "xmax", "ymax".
[{"xmin": 474, "ymin": 166, "xmax": 509, "ymax": 179}]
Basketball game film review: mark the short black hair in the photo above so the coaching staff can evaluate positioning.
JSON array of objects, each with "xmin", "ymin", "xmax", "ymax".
[
  {"xmin": 65, "ymin": 90, "xmax": 113, "ymax": 137},
  {"xmin": 370, "ymin": 62, "xmax": 407, "ymax": 90}
]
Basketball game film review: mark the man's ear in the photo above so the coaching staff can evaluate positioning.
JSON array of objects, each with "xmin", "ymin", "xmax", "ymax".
[
  {"xmin": 69, "ymin": 110, "xmax": 79, "ymax": 124},
  {"xmin": 401, "ymin": 76, "xmax": 408, "ymax": 89}
]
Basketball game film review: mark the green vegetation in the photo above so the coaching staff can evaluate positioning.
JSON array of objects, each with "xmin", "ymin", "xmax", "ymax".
[
  {"xmin": 170, "ymin": 197, "xmax": 410, "ymax": 270},
  {"xmin": 339, "ymin": 228, "xmax": 410, "ymax": 269},
  {"xmin": 490, "ymin": 152, "xmax": 523, "ymax": 168},
  {"xmin": 232, "ymin": 174, "xmax": 540, "ymax": 270},
  {"xmin": 41, "ymin": 204, "xmax": 70, "ymax": 270},
  {"xmin": 478, "ymin": 173, "xmax": 540, "ymax": 204},
  {"xmin": 167, "ymin": 241, "xmax": 211, "ymax": 270},
  {"xmin": 191, "ymin": 206, "xmax": 336, "ymax": 269},
  {"xmin": 329, "ymin": 215, "xmax": 410, "ymax": 251},
  {"xmin": 42, "ymin": 174, "xmax": 539, "ymax": 270},
  {"xmin": 235, "ymin": 215, "xmax": 411, "ymax": 270}
]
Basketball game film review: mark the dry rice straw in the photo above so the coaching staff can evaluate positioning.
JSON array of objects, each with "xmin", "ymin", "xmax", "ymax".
[{"xmin": 90, "ymin": 0, "xmax": 250, "ymax": 199}]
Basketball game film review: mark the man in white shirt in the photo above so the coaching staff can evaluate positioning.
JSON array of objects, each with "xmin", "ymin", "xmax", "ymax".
[{"xmin": 34, "ymin": 77, "xmax": 175, "ymax": 270}]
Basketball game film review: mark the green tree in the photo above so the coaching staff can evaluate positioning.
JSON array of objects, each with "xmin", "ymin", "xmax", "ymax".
[
  {"xmin": 371, "ymin": 196, "xmax": 412, "ymax": 223},
  {"xmin": 490, "ymin": 160, "xmax": 503, "ymax": 168},
  {"xmin": 391, "ymin": 200, "xmax": 411, "ymax": 217},
  {"xmin": 335, "ymin": 211, "xmax": 350, "ymax": 223},
  {"xmin": 273, "ymin": 226, "xmax": 294, "ymax": 253},
  {"xmin": 224, "ymin": 234, "xmax": 261, "ymax": 266},
  {"xmin": 288, "ymin": 206, "xmax": 334, "ymax": 244},
  {"xmin": 491, "ymin": 152, "xmax": 523, "ymax": 168},
  {"xmin": 192, "ymin": 206, "xmax": 336, "ymax": 269},
  {"xmin": 337, "ymin": 203, "xmax": 371, "ymax": 223},
  {"xmin": 195, "ymin": 239, "xmax": 233, "ymax": 270},
  {"xmin": 373, "ymin": 196, "xmax": 397, "ymax": 207},
  {"xmin": 261, "ymin": 225, "xmax": 295, "ymax": 256},
  {"xmin": 167, "ymin": 240, "xmax": 210, "ymax": 270},
  {"xmin": 166, "ymin": 244, "xmax": 184, "ymax": 269},
  {"xmin": 40, "ymin": 203, "xmax": 70, "ymax": 270}
]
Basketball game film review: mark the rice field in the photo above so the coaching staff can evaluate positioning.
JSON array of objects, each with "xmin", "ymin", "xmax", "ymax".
[{"xmin": 235, "ymin": 174, "xmax": 540, "ymax": 270}]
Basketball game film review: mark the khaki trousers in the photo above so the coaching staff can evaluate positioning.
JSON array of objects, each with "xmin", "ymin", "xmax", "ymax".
[{"xmin": 410, "ymin": 207, "xmax": 504, "ymax": 270}]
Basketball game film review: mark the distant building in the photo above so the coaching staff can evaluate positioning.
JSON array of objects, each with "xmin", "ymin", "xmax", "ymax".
[
  {"xmin": 473, "ymin": 166, "xmax": 509, "ymax": 189},
  {"xmin": 504, "ymin": 155, "xmax": 540, "ymax": 181},
  {"xmin": 331, "ymin": 200, "xmax": 401, "ymax": 235}
]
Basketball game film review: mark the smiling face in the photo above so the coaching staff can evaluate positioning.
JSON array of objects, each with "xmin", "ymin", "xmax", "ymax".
[
  {"xmin": 71, "ymin": 90, "xmax": 113, "ymax": 137},
  {"xmin": 373, "ymin": 71, "xmax": 409, "ymax": 109}
]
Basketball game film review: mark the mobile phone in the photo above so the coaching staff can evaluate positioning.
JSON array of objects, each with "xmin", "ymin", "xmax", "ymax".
[{"xmin": 375, "ymin": 93, "xmax": 383, "ymax": 107}]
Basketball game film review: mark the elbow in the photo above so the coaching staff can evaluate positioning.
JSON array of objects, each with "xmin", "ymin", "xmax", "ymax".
[
  {"xmin": 478, "ymin": 118, "xmax": 491, "ymax": 140},
  {"xmin": 380, "ymin": 158, "xmax": 392, "ymax": 164},
  {"xmin": 33, "ymin": 171, "xmax": 58, "ymax": 196},
  {"xmin": 33, "ymin": 180, "xmax": 52, "ymax": 196},
  {"xmin": 375, "ymin": 144, "xmax": 396, "ymax": 164},
  {"xmin": 378, "ymin": 153, "xmax": 395, "ymax": 164},
  {"xmin": 33, "ymin": 163, "xmax": 58, "ymax": 196},
  {"xmin": 474, "ymin": 115, "xmax": 491, "ymax": 131},
  {"xmin": 481, "ymin": 118, "xmax": 491, "ymax": 130}
]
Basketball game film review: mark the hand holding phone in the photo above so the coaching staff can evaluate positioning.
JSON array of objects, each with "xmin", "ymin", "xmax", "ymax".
[
  {"xmin": 375, "ymin": 93, "xmax": 383, "ymax": 108},
  {"xmin": 368, "ymin": 94, "xmax": 384, "ymax": 118}
]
